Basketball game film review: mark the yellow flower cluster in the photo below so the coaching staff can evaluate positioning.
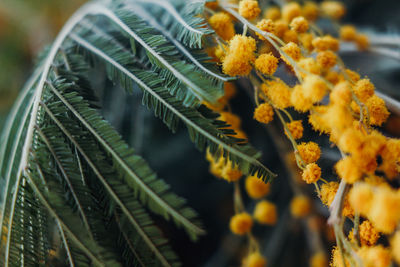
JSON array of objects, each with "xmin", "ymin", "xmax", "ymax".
[
  {"xmin": 222, "ymin": 35, "xmax": 257, "ymax": 76},
  {"xmin": 209, "ymin": 12, "xmax": 235, "ymax": 41}
]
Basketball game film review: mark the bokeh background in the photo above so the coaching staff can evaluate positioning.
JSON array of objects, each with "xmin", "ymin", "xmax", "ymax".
[{"xmin": 1, "ymin": 0, "xmax": 400, "ymax": 266}]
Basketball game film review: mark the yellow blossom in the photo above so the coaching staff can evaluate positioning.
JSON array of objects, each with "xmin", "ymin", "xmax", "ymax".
[
  {"xmin": 317, "ymin": 50, "xmax": 337, "ymax": 69},
  {"xmin": 335, "ymin": 157, "xmax": 362, "ymax": 184},
  {"xmin": 291, "ymin": 85, "xmax": 313, "ymax": 112},
  {"xmin": 282, "ymin": 2, "xmax": 302, "ymax": 22},
  {"xmin": 264, "ymin": 6, "xmax": 280, "ymax": 21},
  {"xmin": 358, "ymin": 245, "xmax": 391, "ymax": 267},
  {"xmin": 303, "ymin": 1, "xmax": 319, "ymax": 22},
  {"xmin": 242, "ymin": 252, "xmax": 267, "ymax": 267},
  {"xmin": 290, "ymin": 195, "xmax": 311, "ymax": 218},
  {"xmin": 298, "ymin": 142, "xmax": 320, "ymax": 164},
  {"xmin": 255, "ymin": 53, "xmax": 279, "ymax": 75},
  {"xmin": 290, "ymin": 16, "xmax": 309, "ymax": 33},
  {"xmin": 302, "ymin": 163, "xmax": 321, "ymax": 184},
  {"xmin": 320, "ymin": 1, "xmax": 346, "ymax": 20},
  {"xmin": 245, "ymin": 175, "xmax": 270, "ymax": 199},
  {"xmin": 330, "ymin": 81, "xmax": 352, "ymax": 106},
  {"xmin": 312, "ymin": 35, "xmax": 340, "ymax": 52},
  {"xmin": 209, "ymin": 12, "xmax": 235, "ymax": 41},
  {"xmin": 310, "ymin": 252, "xmax": 328, "ymax": 267},
  {"xmin": 223, "ymin": 35, "xmax": 257, "ymax": 76},
  {"xmin": 256, "ymin": 19, "xmax": 275, "ymax": 40},
  {"xmin": 254, "ymin": 200, "xmax": 277, "ymax": 225},
  {"xmin": 261, "ymin": 79, "xmax": 291, "ymax": 109},
  {"xmin": 230, "ymin": 212, "xmax": 253, "ymax": 235},
  {"xmin": 366, "ymin": 95, "xmax": 390, "ymax": 126},
  {"xmin": 354, "ymin": 78, "xmax": 375, "ymax": 102},
  {"xmin": 254, "ymin": 103, "xmax": 274, "ymax": 124},
  {"xmin": 285, "ymin": 120, "xmax": 303, "ymax": 139},
  {"xmin": 302, "ymin": 75, "xmax": 328, "ymax": 103},
  {"xmin": 340, "ymin": 25, "xmax": 357, "ymax": 41},
  {"xmin": 391, "ymin": 231, "xmax": 400, "ymax": 264},
  {"xmin": 239, "ymin": 0, "xmax": 261, "ymax": 19},
  {"xmin": 356, "ymin": 33, "xmax": 369, "ymax": 51},
  {"xmin": 298, "ymin": 58, "xmax": 321, "ymax": 76},
  {"xmin": 282, "ymin": 42, "xmax": 301, "ymax": 63}
]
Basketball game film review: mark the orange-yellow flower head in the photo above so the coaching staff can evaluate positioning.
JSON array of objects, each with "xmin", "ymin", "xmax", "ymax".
[
  {"xmin": 302, "ymin": 163, "xmax": 321, "ymax": 184},
  {"xmin": 256, "ymin": 19, "xmax": 275, "ymax": 40},
  {"xmin": 368, "ymin": 185, "xmax": 400, "ymax": 234},
  {"xmin": 298, "ymin": 141, "xmax": 321, "ymax": 164},
  {"xmin": 282, "ymin": 2, "xmax": 302, "ymax": 22},
  {"xmin": 291, "ymin": 85, "xmax": 313, "ymax": 112},
  {"xmin": 285, "ymin": 120, "xmax": 303, "ymax": 139},
  {"xmin": 221, "ymin": 160, "xmax": 243, "ymax": 182},
  {"xmin": 317, "ymin": 50, "xmax": 337, "ymax": 69},
  {"xmin": 358, "ymin": 220, "xmax": 380, "ymax": 246},
  {"xmin": 330, "ymin": 81, "xmax": 352, "ymax": 106},
  {"xmin": 261, "ymin": 79, "xmax": 291, "ymax": 109},
  {"xmin": 254, "ymin": 103, "xmax": 274, "ymax": 124},
  {"xmin": 290, "ymin": 195, "xmax": 311, "ymax": 218},
  {"xmin": 230, "ymin": 212, "xmax": 253, "ymax": 235},
  {"xmin": 302, "ymin": 75, "xmax": 328, "ymax": 103},
  {"xmin": 303, "ymin": 1, "xmax": 319, "ymax": 22},
  {"xmin": 239, "ymin": 0, "xmax": 261, "ymax": 20},
  {"xmin": 340, "ymin": 25, "xmax": 357, "ymax": 41},
  {"xmin": 312, "ymin": 35, "xmax": 340, "ymax": 52},
  {"xmin": 245, "ymin": 175, "xmax": 270, "ymax": 199},
  {"xmin": 255, "ymin": 53, "xmax": 279, "ymax": 75},
  {"xmin": 354, "ymin": 78, "xmax": 375, "ymax": 103},
  {"xmin": 356, "ymin": 33, "xmax": 370, "ymax": 51},
  {"xmin": 391, "ymin": 231, "xmax": 400, "ymax": 265},
  {"xmin": 282, "ymin": 42, "xmax": 301, "ymax": 63},
  {"xmin": 335, "ymin": 157, "xmax": 362, "ymax": 184},
  {"xmin": 264, "ymin": 6, "xmax": 281, "ymax": 21},
  {"xmin": 310, "ymin": 252, "xmax": 328, "ymax": 267},
  {"xmin": 209, "ymin": 12, "xmax": 236, "ymax": 41},
  {"xmin": 243, "ymin": 252, "xmax": 267, "ymax": 267},
  {"xmin": 290, "ymin": 16, "xmax": 309, "ymax": 33},
  {"xmin": 366, "ymin": 95, "xmax": 390, "ymax": 126},
  {"xmin": 320, "ymin": 1, "xmax": 346, "ymax": 20},
  {"xmin": 222, "ymin": 35, "xmax": 257, "ymax": 76},
  {"xmin": 254, "ymin": 200, "xmax": 277, "ymax": 225},
  {"xmin": 358, "ymin": 245, "xmax": 391, "ymax": 267}
]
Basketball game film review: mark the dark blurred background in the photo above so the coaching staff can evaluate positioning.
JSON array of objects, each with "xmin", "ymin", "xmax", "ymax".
[{"xmin": 1, "ymin": 0, "xmax": 400, "ymax": 266}]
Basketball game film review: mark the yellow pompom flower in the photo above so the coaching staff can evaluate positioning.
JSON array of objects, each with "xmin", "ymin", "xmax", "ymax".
[
  {"xmin": 298, "ymin": 58, "xmax": 321, "ymax": 76},
  {"xmin": 274, "ymin": 20, "xmax": 289, "ymax": 38},
  {"xmin": 299, "ymin": 32, "xmax": 314, "ymax": 52},
  {"xmin": 298, "ymin": 142, "xmax": 321, "ymax": 164},
  {"xmin": 302, "ymin": 163, "xmax": 321, "ymax": 184},
  {"xmin": 308, "ymin": 106, "xmax": 330, "ymax": 134},
  {"xmin": 335, "ymin": 157, "xmax": 362, "ymax": 184},
  {"xmin": 338, "ymin": 128, "xmax": 365, "ymax": 153},
  {"xmin": 302, "ymin": 76, "xmax": 328, "ymax": 103},
  {"xmin": 209, "ymin": 12, "xmax": 235, "ymax": 41},
  {"xmin": 290, "ymin": 195, "xmax": 311, "ymax": 218},
  {"xmin": 366, "ymin": 95, "xmax": 390, "ymax": 126},
  {"xmin": 331, "ymin": 246, "xmax": 349, "ymax": 267},
  {"xmin": 245, "ymin": 175, "xmax": 270, "ymax": 199},
  {"xmin": 290, "ymin": 85, "xmax": 313, "ymax": 112},
  {"xmin": 230, "ymin": 212, "xmax": 253, "ymax": 235},
  {"xmin": 368, "ymin": 186, "xmax": 400, "ymax": 234},
  {"xmin": 285, "ymin": 120, "xmax": 303, "ymax": 139},
  {"xmin": 391, "ymin": 231, "xmax": 400, "ymax": 264},
  {"xmin": 312, "ymin": 35, "xmax": 340, "ymax": 52},
  {"xmin": 320, "ymin": 1, "xmax": 346, "ymax": 20},
  {"xmin": 320, "ymin": 182, "xmax": 339, "ymax": 206},
  {"xmin": 349, "ymin": 183, "xmax": 374, "ymax": 216},
  {"xmin": 283, "ymin": 29, "xmax": 299, "ymax": 44},
  {"xmin": 282, "ymin": 2, "xmax": 302, "ymax": 22},
  {"xmin": 254, "ymin": 200, "xmax": 277, "ymax": 225},
  {"xmin": 256, "ymin": 19, "xmax": 275, "ymax": 40},
  {"xmin": 317, "ymin": 50, "xmax": 337, "ymax": 69},
  {"xmin": 264, "ymin": 6, "xmax": 281, "ymax": 21},
  {"xmin": 325, "ymin": 71, "xmax": 340, "ymax": 84},
  {"xmin": 255, "ymin": 53, "xmax": 278, "ymax": 75},
  {"xmin": 242, "ymin": 252, "xmax": 267, "ymax": 267},
  {"xmin": 303, "ymin": 1, "xmax": 319, "ymax": 22},
  {"xmin": 281, "ymin": 42, "xmax": 301, "ymax": 62},
  {"xmin": 359, "ymin": 220, "xmax": 380, "ymax": 246},
  {"xmin": 223, "ymin": 35, "xmax": 257, "ymax": 76},
  {"xmin": 358, "ymin": 245, "xmax": 391, "ymax": 267},
  {"xmin": 254, "ymin": 103, "xmax": 274, "ymax": 124},
  {"xmin": 261, "ymin": 79, "xmax": 291, "ymax": 109},
  {"xmin": 290, "ymin": 16, "xmax": 309, "ymax": 33},
  {"xmin": 354, "ymin": 78, "xmax": 375, "ymax": 103},
  {"xmin": 239, "ymin": 0, "xmax": 261, "ymax": 19},
  {"xmin": 310, "ymin": 252, "xmax": 328, "ymax": 267},
  {"xmin": 330, "ymin": 81, "xmax": 352, "ymax": 106},
  {"xmin": 380, "ymin": 138, "xmax": 400, "ymax": 179},
  {"xmin": 221, "ymin": 160, "xmax": 243, "ymax": 182},
  {"xmin": 340, "ymin": 25, "xmax": 357, "ymax": 41},
  {"xmin": 356, "ymin": 33, "xmax": 369, "ymax": 51}
]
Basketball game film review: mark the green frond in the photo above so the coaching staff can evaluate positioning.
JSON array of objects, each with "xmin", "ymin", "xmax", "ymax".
[
  {"xmin": 70, "ymin": 32, "xmax": 276, "ymax": 182},
  {"xmin": 133, "ymin": 0, "xmax": 213, "ymax": 48}
]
